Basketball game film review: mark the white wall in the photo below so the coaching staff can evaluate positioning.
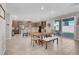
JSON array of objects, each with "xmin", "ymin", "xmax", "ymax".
[
  {"xmin": 0, "ymin": 19, "xmax": 6, "ymax": 54},
  {"xmin": 0, "ymin": 3, "xmax": 6, "ymax": 54},
  {"xmin": 46, "ymin": 19, "xmax": 54, "ymax": 30},
  {"xmin": 5, "ymin": 12, "xmax": 12, "ymax": 40},
  {"xmin": 0, "ymin": 3, "xmax": 12, "ymax": 55}
]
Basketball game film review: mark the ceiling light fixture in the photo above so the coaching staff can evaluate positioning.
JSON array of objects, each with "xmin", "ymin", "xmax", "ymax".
[{"xmin": 41, "ymin": 6, "xmax": 44, "ymax": 11}]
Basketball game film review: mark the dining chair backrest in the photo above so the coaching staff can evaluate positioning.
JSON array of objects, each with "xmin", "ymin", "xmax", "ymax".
[{"xmin": 31, "ymin": 35, "xmax": 40, "ymax": 41}]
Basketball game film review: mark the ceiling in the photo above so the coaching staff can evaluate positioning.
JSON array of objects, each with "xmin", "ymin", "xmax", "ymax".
[{"xmin": 6, "ymin": 3, "xmax": 79, "ymax": 21}]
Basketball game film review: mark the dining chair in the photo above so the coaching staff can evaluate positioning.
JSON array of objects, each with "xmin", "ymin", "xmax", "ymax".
[{"xmin": 31, "ymin": 35, "xmax": 40, "ymax": 46}]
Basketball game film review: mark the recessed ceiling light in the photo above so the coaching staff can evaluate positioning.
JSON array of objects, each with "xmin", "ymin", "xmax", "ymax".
[{"xmin": 41, "ymin": 6, "xmax": 44, "ymax": 10}]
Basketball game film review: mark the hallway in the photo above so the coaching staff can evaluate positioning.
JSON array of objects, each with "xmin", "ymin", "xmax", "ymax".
[{"xmin": 4, "ymin": 34, "xmax": 79, "ymax": 55}]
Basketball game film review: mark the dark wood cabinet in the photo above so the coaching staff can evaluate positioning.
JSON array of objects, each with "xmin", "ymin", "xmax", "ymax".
[{"xmin": 41, "ymin": 21, "xmax": 46, "ymax": 28}]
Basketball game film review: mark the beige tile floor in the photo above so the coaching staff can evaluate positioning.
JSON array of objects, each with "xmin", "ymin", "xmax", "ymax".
[{"xmin": 4, "ymin": 34, "xmax": 79, "ymax": 55}]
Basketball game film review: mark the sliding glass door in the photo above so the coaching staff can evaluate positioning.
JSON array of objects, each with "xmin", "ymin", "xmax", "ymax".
[{"xmin": 62, "ymin": 17, "xmax": 75, "ymax": 39}]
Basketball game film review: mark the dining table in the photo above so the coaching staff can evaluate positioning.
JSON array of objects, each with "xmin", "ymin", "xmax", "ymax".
[
  {"xmin": 31, "ymin": 32, "xmax": 48, "ymax": 36},
  {"xmin": 30, "ymin": 32, "xmax": 58, "ymax": 49},
  {"xmin": 30, "ymin": 32, "xmax": 49, "ymax": 45}
]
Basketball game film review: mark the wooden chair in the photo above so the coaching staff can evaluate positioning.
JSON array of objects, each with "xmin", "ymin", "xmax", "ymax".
[{"xmin": 31, "ymin": 35, "xmax": 40, "ymax": 46}]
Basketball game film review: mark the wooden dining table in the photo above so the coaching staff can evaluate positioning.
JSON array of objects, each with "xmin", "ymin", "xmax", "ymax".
[
  {"xmin": 31, "ymin": 32, "xmax": 58, "ymax": 49},
  {"xmin": 31, "ymin": 32, "xmax": 48, "ymax": 37},
  {"xmin": 30, "ymin": 32, "xmax": 49, "ymax": 45}
]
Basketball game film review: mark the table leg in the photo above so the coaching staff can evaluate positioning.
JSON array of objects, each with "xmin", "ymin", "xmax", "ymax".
[
  {"xmin": 38, "ymin": 40, "xmax": 40, "ymax": 45},
  {"xmin": 41, "ymin": 40, "xmax": 43, "ymax": 46},
  {"xmin": 57, "ymin": 38, "xmax": 58, "ymax": 45},
  {"xmin": 33, "ymin": 40, "xmax": 34, "ymax": 47},
  {"xmin": 45, "ymin": 41, "xmax": 47, "ymax": 49},
  {"xmin": 53, "ymin": 40, "xmax": 54, "ymax": 43}
]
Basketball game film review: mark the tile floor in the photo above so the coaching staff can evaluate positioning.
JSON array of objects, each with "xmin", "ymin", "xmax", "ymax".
[{"xmin": 4, "ymin": 34, "xmax": 79, "ymax": 55}]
